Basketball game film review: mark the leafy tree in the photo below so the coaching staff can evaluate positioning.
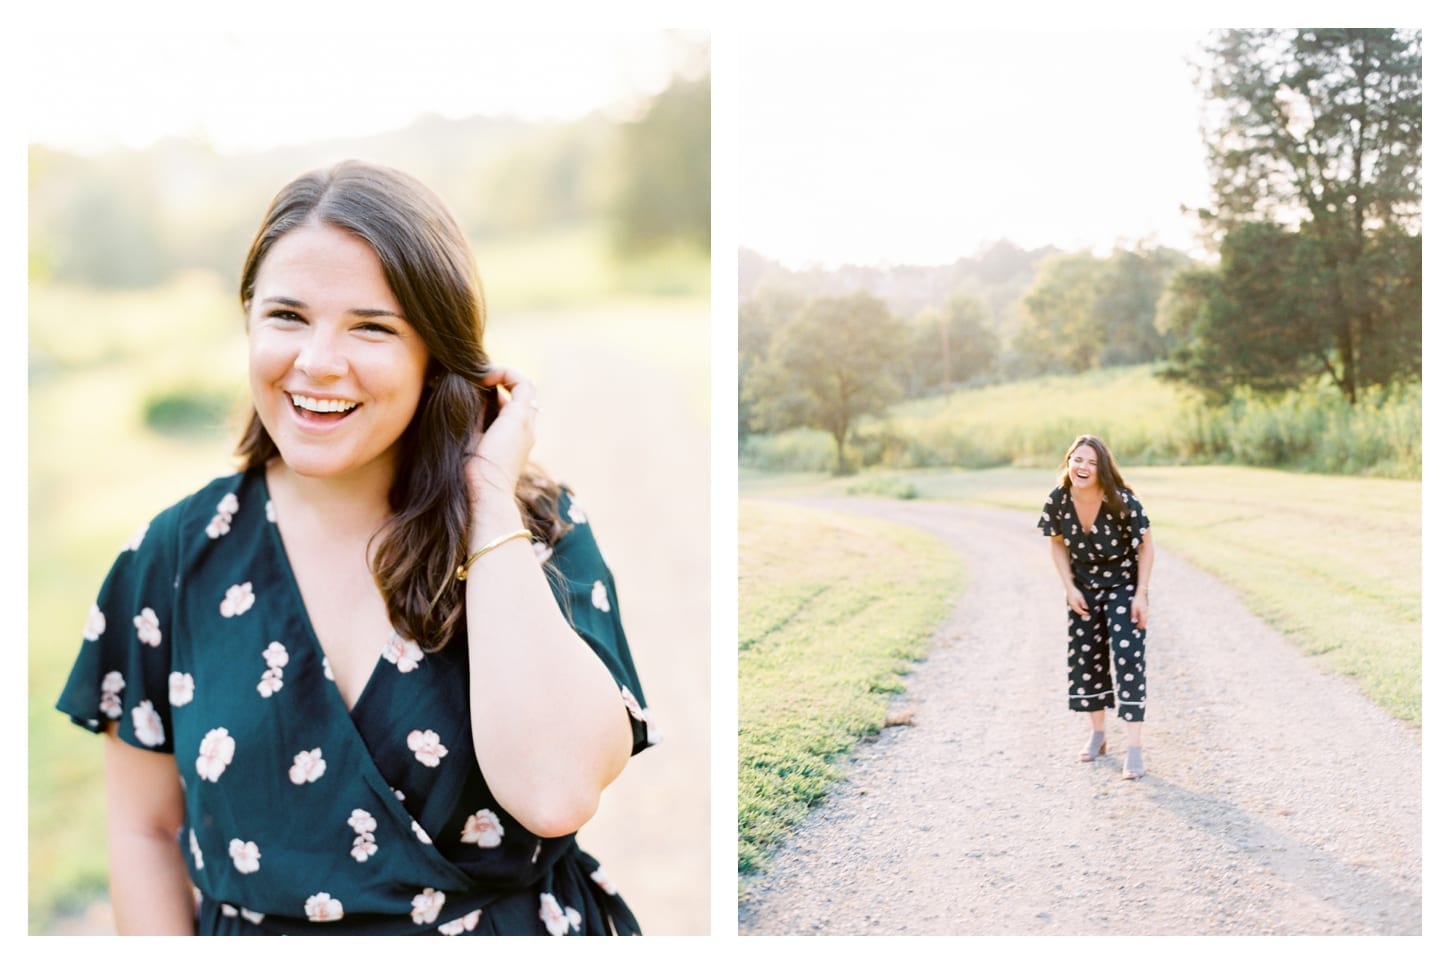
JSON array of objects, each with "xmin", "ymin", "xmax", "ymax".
[
  {"xmin": 1095, "ymin": 248, "xmax": 1186, "ymax": 366},
  {"xmin": 1015, "ymin": 252, "xmax": 1104, "ymax": 373},
  {"xmin": 1184, "ymin": 28, "xmax": 1422, "ymax": 403},
  {"xmin": 743, "ymin": 293, "xmax": 908, "ymax": 474},
  {"xmin": 903, "ymin": 295, "xmax": 997, "ymax": 397},
  {"xmin": 1157, "ymin": 223, "xmax": 1328, "ymax": 402}
]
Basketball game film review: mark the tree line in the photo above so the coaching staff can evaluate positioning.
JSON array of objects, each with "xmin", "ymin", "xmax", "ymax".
[
  {"xmin": 741, "ymin": 29, "xmax": 1421, "ymax": 473},
  {"xmin": 29, "ymin": 65, "xmax": 709, "ymax": 290}
]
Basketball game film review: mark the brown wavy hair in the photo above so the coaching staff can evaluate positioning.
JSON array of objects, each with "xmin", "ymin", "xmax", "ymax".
[
  {"xmin": 1056, "ymin": 434, "xmax": 1134, "ymax": 519},
  {"xmin": 236, "ymin": 160, "xmax": 567, "ymax": 650}
]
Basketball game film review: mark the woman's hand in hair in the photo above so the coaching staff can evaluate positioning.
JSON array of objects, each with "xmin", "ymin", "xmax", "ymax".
[{"xmin": 467, "ymin": 365, "xmax": 540, "ymax": 498}]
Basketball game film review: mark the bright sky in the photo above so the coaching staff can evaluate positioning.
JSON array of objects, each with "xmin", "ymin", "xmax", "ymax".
[
  {"xmin": 740, "ymin": 29, "xmax": 1214, "ymax": 267},
  {"xmin": 25, "ymin": 29, "xmax": 699, "ymax": 155}
]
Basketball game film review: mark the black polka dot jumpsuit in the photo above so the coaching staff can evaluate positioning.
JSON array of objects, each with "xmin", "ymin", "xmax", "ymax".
[{"xmin": 1038, "ymin": 486, "xmax": 1151, "ymax": 722}]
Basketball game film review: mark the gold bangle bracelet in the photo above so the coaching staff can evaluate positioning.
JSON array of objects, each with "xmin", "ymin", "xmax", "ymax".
[{"xmin": 455, "ymin": 528, "xmax": 531, "ymax": 581}]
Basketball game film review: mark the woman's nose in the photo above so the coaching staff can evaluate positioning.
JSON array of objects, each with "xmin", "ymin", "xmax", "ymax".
[{"xmin": 294, "ymin": 327, "xmax": 347, "ymax": 379}]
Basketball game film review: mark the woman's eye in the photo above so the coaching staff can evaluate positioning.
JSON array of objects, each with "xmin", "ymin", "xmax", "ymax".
[
  {"xmin": 268, "ymin": 310, "xmax": 304, "ymax": 323},
  {"xmin": 357, "ymin": 322, "xmax": 397, "ymax": 335}
]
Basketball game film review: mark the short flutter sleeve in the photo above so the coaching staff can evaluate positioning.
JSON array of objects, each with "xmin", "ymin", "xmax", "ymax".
[
  {"xmin": 1123, "ymin": 491, "xmax": 1151, "ymax": 548},
  {"xmin": 57, "ymin": 503, "xmax": 183, "ymax": 753},
  {"xmin": 541, "ymin": 490, "xmax": 656, "ymax": 756},
  {"xmin": 1037, "ymin": 486, "xmax": 1066, "ymax": 539}
]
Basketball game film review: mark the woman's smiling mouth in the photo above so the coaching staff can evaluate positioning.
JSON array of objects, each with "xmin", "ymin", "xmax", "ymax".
[{"xmin": 289, "ymin": 393, "xmax": 360, "ymax": 421}]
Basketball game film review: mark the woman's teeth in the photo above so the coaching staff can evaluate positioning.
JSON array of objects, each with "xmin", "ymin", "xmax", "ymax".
[{"xmin": 290, "ymin": 394, "xmax": 359, "ymax": 414}]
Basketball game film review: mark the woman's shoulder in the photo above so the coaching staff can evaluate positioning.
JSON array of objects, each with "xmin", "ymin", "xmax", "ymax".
[
  {"xmin": 124, "ymin": 469, "xmax": 257, "ymax": 554},
  {"xmin": 1043, "ymin": 484, "xmax": 1069, "ymax": 504}
]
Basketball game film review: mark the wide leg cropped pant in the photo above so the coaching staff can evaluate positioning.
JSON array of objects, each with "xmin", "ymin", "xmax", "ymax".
[{"xmin": 1066, "ymin": 583, "xmax": 1146, "ymax": 722}]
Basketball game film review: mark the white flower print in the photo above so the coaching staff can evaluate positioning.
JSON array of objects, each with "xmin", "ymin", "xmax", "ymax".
[
  {"xmin": 322, "ymin": 656, "xmax": 334, "ymax": 681},
  {"xmin": 591, "ymin": 580, "xmax": 611, "ymax": 613},
  {"xmin": 288, "ymin": 748, "xmax": 326, "ymax": 785},
  {"xmin": 351, "ymin": 835, "xmax": 378, "ymax": 863},
  {"xmin": 412, "ymin": 820, "xmax": 432, "ymax": 845},
  {"xmin": 84, "ymin": 604, "xmax": 106, "ymax": 642},
  {"xmin": 438, "ymin": 909, "xmax": 481, "ymax": 935},
  {"xmin": 461, "ymin": 809, "xmax": 504, "ymax": 848},
  {"xmin": 123, "ymin": 521, "xmax": 149, "ymax": 552},
  {"xmin": 411, "ymin": 888, "xmax": 446, "ymax": 926},
  {"xmin": 206, "ymin": 493, "xmax": 240, "ymax": 540},
  {"xmin": 263, "ymin": 641, "xmax": 289, "ymax": 669},
  {"xmin": 567, "ymin": 499, "xmax": 588, "ymax": 525},
  {"xmin": 132, "ymin": 700, "xmax": 165, "ymax": 747},
  {"xmin": 621, "ymin": 686, "xmax": 645, "ymax": 721},
  {"xmin": 407, "ymin": 729, "xmax": 448, "ymax": 767},
  {"xmin": 590, "ymin": 867, "xmax": 618, "ymax": 895},
  {"xmin": 532, "ymin": 540, "xmax": 553, "ymax": 563},
  {"xmin": 196, "ymin": 727, "xmax": 236, "ymax": 782},
  {"xmin": 168, "ymin": 672, "xmax": 194, "ymax": 707},
  {"xmin": 382, "ymin": 632, "xmax": 424, "ymax": 673},
  {"xmin": 257, "ymin": 668, "xmax": 283, "ymax": 698},
  {"xmin": 348, "ymin": 809, "xmax": 377, "ymax": 834},
  {"xmin": 100, "ymin": 671, "xmax": 125, "ymax": 719},
  {"xmin": 240, "ymin": 908, "xmax": 265, "ymax": 925},
  {"xmin": 532, "ymin": 841, "xmax": 542, "ymax": 864},
  {"xmin": 221, "ymin": 903, "xmax": 238, "ymax": 917},
  {"xmin": 228, "ymin": 839, "xmax": 261, "ymax": 874},
  {"xmin": 190, "ymin": 829, "xmax": 204, "ymax": 869},
  {"xmin": 348, "ymin": 809, "xmax": 379, "ymax": 861},
  {"xmin": 539, "ymin": 893, "xmax": 581, "ymax": 935},
  {"xmin": 304, "ymin": 892, "xmax": 344, "ymax": 923},
  {"xmin": 265, "ymin": 499, "xmax": 276, "ymax": 523},
  {"xmin": 219, "ymin": 582, "xmax": 255, "ymax": 618},
  {"xmin": 133, "ymin": 607, "xmax": 162, "ymax": 647}
]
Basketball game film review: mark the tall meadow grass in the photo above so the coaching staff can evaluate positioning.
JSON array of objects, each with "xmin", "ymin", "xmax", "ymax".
[{"xmin": 741, "ymin": 366, "xmax": 1420, "ymax": 479}]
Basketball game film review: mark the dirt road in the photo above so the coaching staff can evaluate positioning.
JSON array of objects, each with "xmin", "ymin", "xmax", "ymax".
[{"xmin": 737, "ymin": 498, "xmax": 1421, "ymax": 936}]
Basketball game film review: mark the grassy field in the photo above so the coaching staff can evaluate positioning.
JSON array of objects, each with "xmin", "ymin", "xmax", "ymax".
[
  {"xmin": 741, "ymin": 365, "xmax": 1421, "ymax": 479},
  {"xmin": 28, "ymin": 231, "xmax": 708, "ymax": 932},
  {"xmin": 738, "ymin": 500, "xmax": 963, "ymax": 881},
  {"xmin": 742, "ymin": 464, "xmax": 1422, "ymax": 726}
]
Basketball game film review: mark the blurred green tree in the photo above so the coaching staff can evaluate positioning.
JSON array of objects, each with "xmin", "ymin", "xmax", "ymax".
[
  {"xmin": 1175, "ymin": 28, "xmax": 1422, "ymax": 403},
  {"xmin": 743, "ymin": 292, "xmax": 907, "ymax": 474},
  {"xmin": 611, "ymin": 74, "xmax": 710, "ymax": 254},
  {"xmin": 902, "ymin": 294, "xmax": 997, "ymax": 397}
]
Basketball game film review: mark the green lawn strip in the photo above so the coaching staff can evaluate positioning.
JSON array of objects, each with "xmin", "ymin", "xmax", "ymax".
[
  {"xmin": 743, "ymin": 465, "xmax": 1421, "ymax": 726},
  {"xmin": 738, "ymin": 500, "xmax": 964, "ymax": 880}
]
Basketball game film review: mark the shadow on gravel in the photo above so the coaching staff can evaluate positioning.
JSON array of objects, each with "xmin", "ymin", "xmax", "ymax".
[{"xmin": 1141, "ymin": 777, "xmax": 1420, "ymax": 934}]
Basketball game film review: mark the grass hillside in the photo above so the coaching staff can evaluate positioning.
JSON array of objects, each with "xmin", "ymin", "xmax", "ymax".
[{"xmin": 742, "ymin": 365, "xmax": 1420, "ymax": 480}]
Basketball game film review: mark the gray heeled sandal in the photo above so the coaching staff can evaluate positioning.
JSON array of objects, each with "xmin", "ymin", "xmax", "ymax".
[
  {"xmin": 1122, "ymin": 745, "xmax": 1145, "ymax": 780},
  {"xmin": 1079, "ymin": 730, "xmax": 1107, "ymax": 762}
]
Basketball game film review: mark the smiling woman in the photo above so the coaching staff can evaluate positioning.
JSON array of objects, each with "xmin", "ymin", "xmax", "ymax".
[{"xmin": 54, "ymin": 160, "xmax": 656, "ymax": 936}]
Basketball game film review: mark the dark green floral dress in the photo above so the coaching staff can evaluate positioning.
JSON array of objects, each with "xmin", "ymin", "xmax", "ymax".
[{"xmin": 57, "ymin": 468, "xmax": 654, "ymax": 935}]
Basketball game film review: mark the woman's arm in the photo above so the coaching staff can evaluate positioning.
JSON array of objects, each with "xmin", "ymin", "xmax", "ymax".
[
  {"xmin": 102, "ymin": 726, "xmax": 196, "ymax": 934},
  {"xmin": 1049, "ymin": 534, "xmax": 1089, "ymax": 617},
  {"xmin": 1131, "ymin": 527, "xmax": 1155, "ymax": 629},
  {"xmin": 462, "ymin": 368, "xmax": 633, "ymax": 839}
]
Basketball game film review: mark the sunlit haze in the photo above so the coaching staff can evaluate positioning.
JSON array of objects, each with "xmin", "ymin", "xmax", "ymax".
[
  {"xmin": 27, "ymin": 30, "xmax": 700, "ymax": 155},
  {"xmin": 741, "ymin": 30, "xmax": 1213, "ymax": 267}
]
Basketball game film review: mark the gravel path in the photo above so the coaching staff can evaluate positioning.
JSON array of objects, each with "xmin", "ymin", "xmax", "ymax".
[{"xmin": 737, "ymin": 498, "xmax": 1422, "ymax": 937}]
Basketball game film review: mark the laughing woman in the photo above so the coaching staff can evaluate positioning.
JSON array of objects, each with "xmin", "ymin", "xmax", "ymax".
[
  {"xmin": 57, "ymin": 161, "xmax": 655, "ymax": 935},
  {"xmin": 1038, "ymin": 434, "xmax": 1154, "ymax": 780}
]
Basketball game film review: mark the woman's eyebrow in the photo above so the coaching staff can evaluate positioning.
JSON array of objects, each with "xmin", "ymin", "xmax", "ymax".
[{"xmin": 260, "ymin": 296, "xmax": 403, "ymax": 319}]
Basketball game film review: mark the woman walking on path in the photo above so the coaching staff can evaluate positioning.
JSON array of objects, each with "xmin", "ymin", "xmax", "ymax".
[
  {"xmin": 1038, "ymin": 435, "xmax": 1154, "ymax": 779},
  {"xmin": 55, "ymin": 160, "xmax": 655, "ymax": 935}
]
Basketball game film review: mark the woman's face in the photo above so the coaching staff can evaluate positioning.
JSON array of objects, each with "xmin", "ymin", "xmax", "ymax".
[
  {"xmin": 1067, "ymin": 443, "xmax": 1101, "ymax": 490},
  {"xmin": 247, "ymin": 222, "xmax": 431, "ymax": 486}
]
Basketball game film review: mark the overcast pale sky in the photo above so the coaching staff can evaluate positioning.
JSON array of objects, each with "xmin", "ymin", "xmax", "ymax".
[
  {"xmin": 740, "ymin": 29, "xmax": 1214, "ymax": 267},
  {"xmin": 26, "ymin": 30, "xmax": 698, "ymax": 155}
]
